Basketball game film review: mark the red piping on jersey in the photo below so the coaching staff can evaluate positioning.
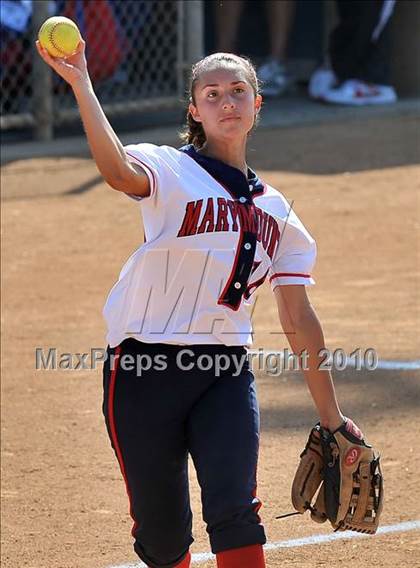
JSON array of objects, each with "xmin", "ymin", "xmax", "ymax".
[
  {"xmin": 269, "ymin": 272, "xmax": 311, "ymax": 282},
  {"xmin": 107, "ymin": 345, "xmax": 138, "ymax": 538},
  {"xmin": 216, "ymin": 181, "xmax": 247, "ymax": 311},
  {"xmin": 217, "ymin": 180, "xmax": 268, "ymax": 308},
  {"xmin": 244, "ymin": 268, "xmax": 269, "ymax": 300},
  {"xmin": 251, "ymin": 181, "xmax": 268, "ymax": 199},
  {"xmin": 125, "ymin": 151, "xmax": 158, "ymax": 199},
  {"xmin": 217, "ymin": 230, "xmax": 246, "ymax": 311}
]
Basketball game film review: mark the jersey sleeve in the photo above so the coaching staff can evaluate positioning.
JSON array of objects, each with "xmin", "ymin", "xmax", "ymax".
[
  {"xmin": 269, "ymin": 205, "xmax": 317, "ymax": 289},
  {"xmin": 123, "ymin": 143, "xmax": 175, "ymax": 202}
]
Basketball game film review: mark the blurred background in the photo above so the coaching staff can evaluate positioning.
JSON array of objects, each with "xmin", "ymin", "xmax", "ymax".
[{"xmin": 1, "ymin": 0, "xmax": 419, "ymax": 142}]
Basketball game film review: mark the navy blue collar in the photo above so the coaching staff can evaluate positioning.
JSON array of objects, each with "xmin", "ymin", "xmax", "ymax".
[{"xmin": 179, "ymin": 144, "xmax": 264, "ymax": 200}]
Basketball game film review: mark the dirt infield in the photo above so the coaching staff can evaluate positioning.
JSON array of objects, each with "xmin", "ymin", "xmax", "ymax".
[{"xmin": 2, "ymin": 114, "xmax": 420, "ymax": 568}]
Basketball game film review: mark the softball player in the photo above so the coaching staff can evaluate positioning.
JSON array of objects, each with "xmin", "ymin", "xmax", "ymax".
[{"xmin": 37, "ymin": 40, "xmax": 347, "ymax": 568}]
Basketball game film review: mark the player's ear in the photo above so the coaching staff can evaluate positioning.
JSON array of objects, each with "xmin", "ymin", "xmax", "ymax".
[
  {"xmin": 255, "ymin": 94, "xmax": 262, "ymax": 115},
  {"xmin": 189, "ymin": 102, "xmax": 202, "ymax": 123}
]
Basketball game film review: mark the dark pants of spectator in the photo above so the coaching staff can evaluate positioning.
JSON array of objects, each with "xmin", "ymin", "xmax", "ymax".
[{"xmin": 329, "ymin": 0, "xmax": 395, "ymax": 85}]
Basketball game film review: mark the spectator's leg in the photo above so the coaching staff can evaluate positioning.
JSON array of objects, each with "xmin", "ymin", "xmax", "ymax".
[
  {"xmin": 359, "ymin": 1, "xmax": 395, "ymax": 86},
  {"xmin": 329, "ymin": 0, "xmax": 395, "ymax": 85},
  {"xmin": 215, "ymin": 0, "xmax": 244, "ymax": 53},
  {"xmin": 257, "ymin": 0, "xmax": 295, "ymax": 96},
  {"xmin": 329, "ymin": 0, "xmax": 364, "ymax": 81},
  {"xmin": 266, "ymin": 0, "xmax": 296, "ymax": 64}
]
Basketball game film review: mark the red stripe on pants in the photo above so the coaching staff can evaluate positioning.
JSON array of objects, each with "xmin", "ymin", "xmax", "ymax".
[{"xmin": 107, "ymin": 346, "xmax": 139, "ymax": 537}]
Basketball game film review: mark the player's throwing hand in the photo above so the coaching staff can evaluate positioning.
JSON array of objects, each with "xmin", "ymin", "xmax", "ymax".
[{"xmin": 36, "ymin": 39, "xmax": 90, "ymax": 88}]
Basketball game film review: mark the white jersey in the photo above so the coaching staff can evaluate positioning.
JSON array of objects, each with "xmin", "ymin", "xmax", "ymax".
[{"xmin": 103, "ymin": 143, "xmax": 316, "ymax": 347}]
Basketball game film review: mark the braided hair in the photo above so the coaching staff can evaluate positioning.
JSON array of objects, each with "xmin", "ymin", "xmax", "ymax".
[{"xmin": 180, "ymin": 53, "xmax": 260, "ymax": 149}]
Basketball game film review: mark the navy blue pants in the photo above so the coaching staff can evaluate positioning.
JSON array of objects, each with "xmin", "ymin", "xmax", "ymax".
[{"xmin": 103, "ymin": 339, "xmax": 266, "ymax": 568}]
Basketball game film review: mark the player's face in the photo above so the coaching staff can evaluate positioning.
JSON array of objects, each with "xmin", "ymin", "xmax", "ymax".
[{"xmin": 189, "ymin": 67, "xmax": 262, "ymax": 143}]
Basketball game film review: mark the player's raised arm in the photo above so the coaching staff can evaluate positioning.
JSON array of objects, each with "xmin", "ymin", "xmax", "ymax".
[{"xmin": 35, "ymin": 39, "xmax": 149, "ymax": 197}]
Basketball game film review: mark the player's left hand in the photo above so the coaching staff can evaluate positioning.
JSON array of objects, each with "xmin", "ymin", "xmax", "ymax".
[{"xmin": 281, "ymin": 418, "xmax": 384, "ymax": 534}]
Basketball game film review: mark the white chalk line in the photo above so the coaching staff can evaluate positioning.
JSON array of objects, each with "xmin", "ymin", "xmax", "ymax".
[
  {"xmin": 371, "ymin": 360, "xmax": 420, "ymax": 370},
  {"xmin": 108, "ymin": 519, "xmax": 420, "ymax": 567}
]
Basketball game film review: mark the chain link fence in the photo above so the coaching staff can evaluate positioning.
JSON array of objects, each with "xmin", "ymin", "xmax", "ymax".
[
  {"xmin": 1, "ymin": 2, "xmax": 34, "ymax": 118},
  {"xmin": 1, "ymin": 0, "xmax": 204, "ymax": 138}
]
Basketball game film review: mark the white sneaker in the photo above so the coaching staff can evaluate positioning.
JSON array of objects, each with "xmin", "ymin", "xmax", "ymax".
[
  {"xmin": 323, "ymin": 79, "xmax": 397, "ymax": 106},
  {"xmin": 257, "ymin": 59, "xmax": 292, "ymax": 97},
  {"xmin": 308, "ymin": 67, "xmax": 337, "ymax": 99}
]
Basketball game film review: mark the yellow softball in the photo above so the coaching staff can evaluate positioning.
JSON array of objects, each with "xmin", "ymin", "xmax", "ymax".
[{"xmin": 38, "ymin": 16, "xmax": 81, "ymax": 58}]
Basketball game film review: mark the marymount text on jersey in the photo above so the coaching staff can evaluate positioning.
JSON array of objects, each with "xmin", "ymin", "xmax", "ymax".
[{"xmin": 177, "ymin": 197, "xmax": 280, "ymax": 260}]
